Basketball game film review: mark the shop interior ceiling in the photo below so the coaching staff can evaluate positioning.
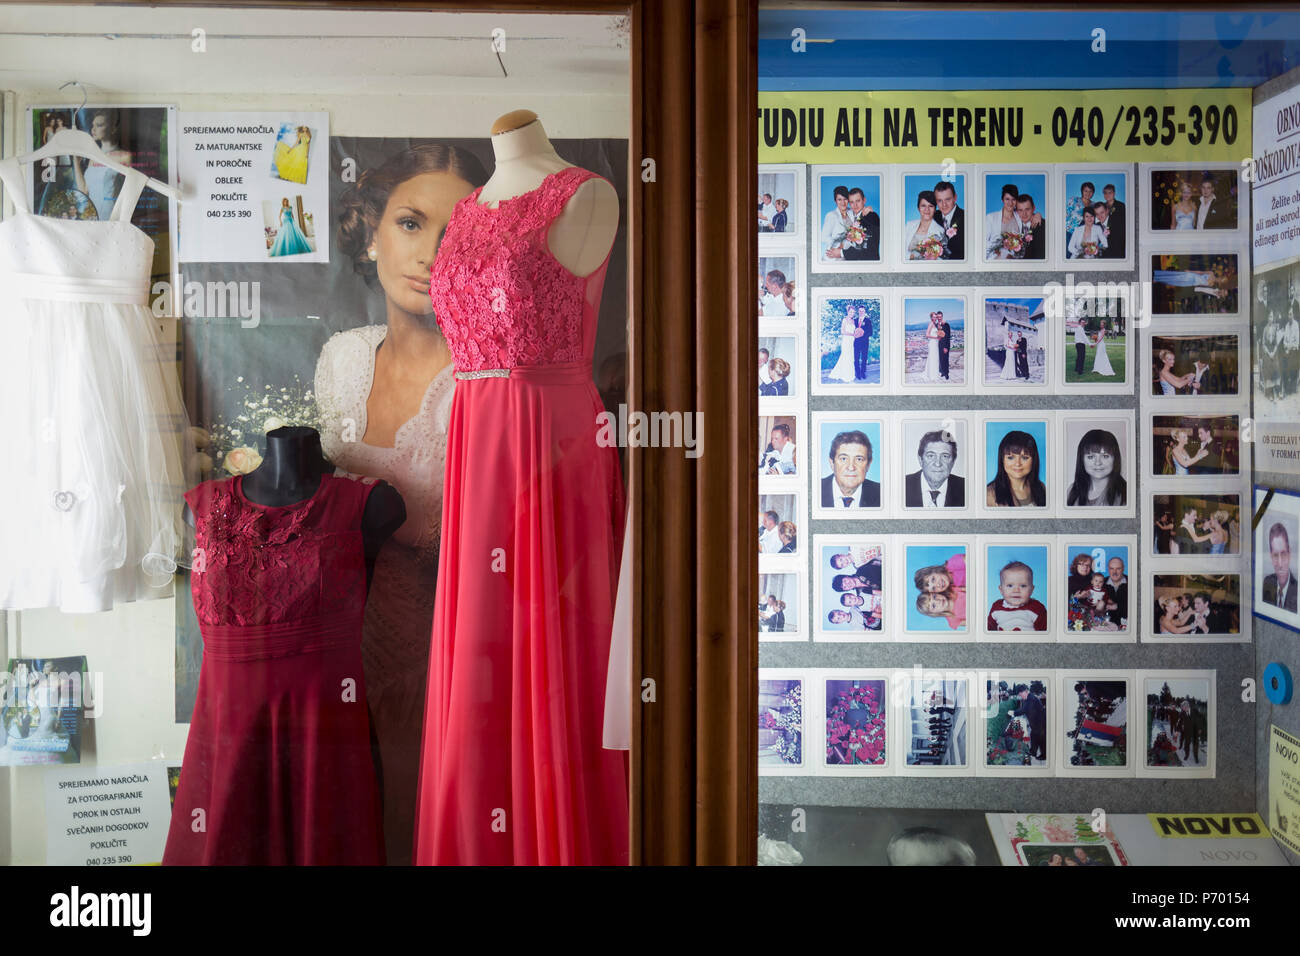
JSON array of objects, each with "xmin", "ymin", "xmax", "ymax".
[{"xmin": 0, "ymin": 5, "xmax": 631, "ymax": 95}]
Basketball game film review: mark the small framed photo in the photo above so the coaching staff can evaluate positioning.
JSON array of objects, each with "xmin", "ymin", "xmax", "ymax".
[
  {"xmin": 898, "ymin": 168, "xmax": 968, "ymax": 267},
  {"xmin": 759, "ymin": 413, "xmax": 799, "ymax": 486},
  {"xmin": 898, "ymin": 290, "xmax": 970, "ymax": 392},
  {"xmin": 1136, "ymin": 671, "xmax": 1215, "ymax": 778},
  {"xmin": 1147, "ymin": 411, "xmax": 1241, "ymax": 480},
  {"xmin": 978, "ymin": 671, "xmax": 1054, "ymax": 776},
  {"xmin": 897, "ymin": 414, "xmax": 973, "ymax": 516},
  {"xmin": 1144, "ymin": 249, "xmax": 1243, "ymax": 320},
  {"xmin": 1059, "ymin": 168, "xmax": 1131, "ymax": 268},
  {"xmin": 1142, "ymin": 163, "xmax": 1243, "ymax": 236},
  {"xmin": 813, "ymin": 536, "xmax": 887, "ymax": 641},
  {"xmin": 902, "ymin": 539, "xmax": 971, "ymax": 640},
  {"xmin": 978, "ymin": 538, "xmax": 1052, "ymax": 642},
  {"xmin": 811, "ymin": 289, "xmax": 886, "ymax": 394},
  {"xmin": 817, "ymin": 671, "xmax": 892, "ymax": 774},
  {"xmin": 978, "ymin": 293, "xmax": 1049, "ymax": 390},
  {"xmin": 757, "ymin": 163, "xmax": 805, "ymax": 243},
  {"xmin": 980, "ymin": 415, "xmax": 1053, "ymax": 516},
  {"xmin": 757, "ymin": 492, "xmax": 800, "ymax": 564},
  {"xmin": 1147, "ymin": 328, "xmax": 1242, "ymax": 401},
  {"xmin": 811, "ymin": 414, "xmax": 886, "ymax": 517},
  {"xmin": 1058, "ymin": 291, "xmax": 1130, "ymax": 393},
  {"xmin": 1149, "ymin": 570, "xmax": 1247, "ymax": 643},
  {"xmin": 895, "ymin": 672, "xmax": 973, "ymax": 775},
  {"xmin": 1251, "ymin": 268, "xmax": 1300, "ymax": 421},
  {"xmin": 758, "ymin": 670, "xmax": 809, "ymax": 775},
  {"xmin": 979, "ymin": 167, "xmax": 1050, "ymax": 269},
  {"xmin": 1058, "ymin": 671, "xmax": 1134, "ymax": 778},
  {"xmin": 757, "ymin": 327, "xmax": 803, "ymax": 405},
  {"xmin": 758, "ymin": 570, "xmax": 804, "ymax": 643},
  {"xmin": 811, "ymin": 165, "xmax": 884, "ymax": 272},
  {"xmin": 1059, "ymin": 412, "xmax": 1135, "ymax": 516},
  {"xmin": 1253, "ymin": 486, "xmax": 1300, "ymax": 633},
  {"xmin": 1062, "ymin": 538, "xmax": 1136, "ymax": 642},
  {"xmin": 757, "ymin": 253, "xmax": 804, "ymax": 322},
  {"xmin": 1151, "ymin": 491, "xmax": 1242, "ymax": 558}
]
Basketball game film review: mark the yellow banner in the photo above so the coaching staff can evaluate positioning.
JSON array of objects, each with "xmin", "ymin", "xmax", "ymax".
[
  {"xmin": 759, "ymin": 90, "xmax": 1252, "ymax": 164},
  {"xmin": 1146, "ymin": 812, "xmax": 1272, "ymax": 839}
]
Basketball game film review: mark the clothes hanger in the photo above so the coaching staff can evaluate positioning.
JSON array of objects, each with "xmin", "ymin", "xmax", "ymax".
[{"xmin": 10, "ymin": 82, "xmax": 181, "ymax": 203}]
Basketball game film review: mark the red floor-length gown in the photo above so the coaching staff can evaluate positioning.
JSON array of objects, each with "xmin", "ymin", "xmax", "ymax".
[
  {"xmin": 163, "ymin": 474, "xmax": 385, "ymax": 865},
  {"xmin": 415, "ymin": 166, "xmax": 627, "ymax": 865}
]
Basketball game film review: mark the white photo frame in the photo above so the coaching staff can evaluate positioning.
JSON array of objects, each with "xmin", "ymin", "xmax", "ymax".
[
  {"xmin": 976, "ymin": 669, "xmax": 1057, "ymax": 777},
  {"xmin": 975, "ymin": 164, "xmax": 1054, "ymax": 270},
  {"xmin": 757, "ymin": 489, "xmax": 804, "ymax": 570},
  {"xmin": 895, "ymin": 288, "xmax": 973, "ymax": 394},
  {"xmin": 1056, "ymin": 670, "xmax": 1136, "ymax": 778},
  {"xmin": 757, "ymin": 162, "xmax": 806, "ymax": 245},
  {"xmin": 1145, "ymin": 322, "xmax": 1244, "ymax": 405},
  {"xmin": 758, "ymin": 411, "xmax": 801, "ymax": 495},
  {"xmin": 758, "ymin": 668, "xmax": 812, "ymax": 775},
  {"xmin": 1054, "ymin": 282, "xmax": 1133, "ymax": 395},
  {"xmin": 1135, "ymin": 670, "xmax": 1216, "ymax": 779},
  {"xmin": 809, "ymin": 165, "xmax": 889, "ymax": 273},
  {"xmin": 1145, "ymin": 407, "xmax": 1243, "ymax": 484},
  {"xmin": 978, "ymin": 412, "xmax": 1057, "ymax": 518},
  {"xmin": 810, "ymin": 412, "xmax": 889, "ymax": 518},
  {"xmin": 900, "ymin": 536, "xmax": 974, "ymax": 642},
  {"xmin": 756, "ymin": 251, "xmax": 806, "ymax": 325},
  {"xmin": 758, "ymin": 568, "xmax": 806, "ymax": 644},
  {"xmin": 1060, "ymin": 536, "xmax": 1139, "ymax": 644},
  {"xmin": 812, "ymin": 534, "xmax": 889, "ymax": 643},
  {"xmin": 809, "ymin": 288, "xmax": 889, "ymax": 396},
  {"xmin": 1139, "ymin": 161, "xmax": 1245, "ymax": 239},
  {"xmin": 1145, "ymin": 561, "xmax": 1250, "ymax": 644},
  {"xmin": 814, "ymin": 669, "xmax": 894, "ymax": 776},
  {"xmin": 896, "ymin": 165, "xmax": 972, "ymax": 271},
  {"xmin": 1058, "ymin": 411, "xmax": 1136, "ymax": 517},
  {"xmin": 895, "ymin": 412, "xmax": 975, "ymax": 519},
  {"xmin": 976, "ymin": 290, "xmax": 1051, "ymax": 393},
  {"xmin": 1057, "ymin": 166, "xmax": 1133, "ymax": 270},
  {"xmin": 1253, "ymin": 485, "xmax": 1300, "ymax": 633},
  {"xmin": 976, "ymin": 535, "xmax": 1055, "ymax": 644},
  {"xmin": 893, "ymin": 671, "xmax": 975, "ymax": 777},
  {"xmin": 1141, "ymin": 242, "xmax": 1247, "ymax": 323}
]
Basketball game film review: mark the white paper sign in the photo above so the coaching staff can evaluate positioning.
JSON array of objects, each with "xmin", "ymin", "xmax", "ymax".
[
  {"xmin": 178, "ymin": 111, "xmax": 329, "ymax": 263},
  {"xmin": 44, "ymin": 760, "xmax": 174, "ymax": 866},
  {"xmin": 1253, "ymin": 89, "xmax": 1300, "ymax": 274}
]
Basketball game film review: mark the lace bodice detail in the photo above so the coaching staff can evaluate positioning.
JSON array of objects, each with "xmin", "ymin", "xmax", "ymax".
[
  {"xmin": 186, "ymin": 474, "xmax": 373, "ymax": 628},
  {"xmin": 428, "ymin": 166, "xmax": 610, "ymax": 371},
  {"xmin": 313, "ymin": 325, "xmax": 453, "ymax": 551}
]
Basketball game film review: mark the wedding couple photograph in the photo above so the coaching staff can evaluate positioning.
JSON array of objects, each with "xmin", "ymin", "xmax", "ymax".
[
  {"xmin": 1063, "ymin": 174, "xmax": 1127, "ymax": 261},
  {"xmin": 1150, "ymin": 333, "xmax": 1239, "ymax": 398},
  {"xmin": 1150, "ymin": 415, "xmax": 1240, "ymax": 477},
  {"xmin": 817, "ymin": 294, "xmax": 881, "ymax": 388},
  {"xmin": 814, "ymin": 170, "xmax": 882, "ymax": 266},
  {"xmin": 1152, "ymin": 574, "xmax": 1241, "ymax": 638},
  {"xmin": 1148, "ymin": 168, "xmax": 1239, "ymax": 232},
  {"xmin": 902, "ymin": 295, "xmax": 965, "ymax": 386},
  {"xmin": 983, "ymin": 172, "xmax": 1047, "ymax": 263},
  {"xmin": 902, "ymin": 173, "xmax": 964, "ymax": 262},
  {"xmin": 983, "ymin": 297, "xmax": 1045, "ymax": 386}
]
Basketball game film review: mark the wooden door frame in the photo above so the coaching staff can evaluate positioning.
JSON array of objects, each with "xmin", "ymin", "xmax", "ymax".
[{"xmin": 0, "ymin": 0, "xmax": 759, "ymax": 865}]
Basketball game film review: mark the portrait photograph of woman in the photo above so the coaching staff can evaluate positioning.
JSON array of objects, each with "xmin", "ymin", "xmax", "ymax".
[
  {"xmin": 901, "ymin": 172, "xmax": 965, "ymax": 263},
  {"xmin": 1061, "ymin": 415, "xmax": 1133, "ymax": 514},
  {"xmin": 901, "ymin": 293, "xmax": 965, "ymax": 388},
  {"xmin": 1149, "ymin": 333, "xmax": 1239, "ymax": 399},
  {"xmin": 983, "ymin": 419, "xmax": 1050, "ymax": 513},
  {"xmin": 981, "ymin": 170, "xmax": 1048, "ymax": 265},
  {"xmin": 814, "ymin": 292, "xmax": 883, "ymax": 391},
  {"xmin": 981, "ymin": 296, "xmax": 1045, "ymax": 387}
]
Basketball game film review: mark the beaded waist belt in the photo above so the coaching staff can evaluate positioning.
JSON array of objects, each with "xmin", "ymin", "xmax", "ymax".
[{"xmin": 454, "ymin": 362, "xmax": 591, "ymax": 386}]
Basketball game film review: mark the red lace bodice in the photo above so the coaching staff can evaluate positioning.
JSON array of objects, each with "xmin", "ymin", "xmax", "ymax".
[
  {"xmin": 185, "ymin": 474, "xmax": 375, "ymax": 629},
  {"xmin": 428, "ymin": 166, "xmax": 611, "ymax": 371}
]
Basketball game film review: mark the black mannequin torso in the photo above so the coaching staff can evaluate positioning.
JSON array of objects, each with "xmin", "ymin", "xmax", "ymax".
[{"xmin": 182, "ymin": 426, "xmax": 405, "ymax": 586}]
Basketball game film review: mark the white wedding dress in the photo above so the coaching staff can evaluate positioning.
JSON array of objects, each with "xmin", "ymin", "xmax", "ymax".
[
  {"xmin": 1092, "ymin": 331, "xmax": 1115, "ymax": 376},
  {"xmin": 0, "ymin": 157, "xmax": 189, "ymax": 611},
  {"xmin": 825, "ymin": 317, "xmax": 857, "ymax": 382}
]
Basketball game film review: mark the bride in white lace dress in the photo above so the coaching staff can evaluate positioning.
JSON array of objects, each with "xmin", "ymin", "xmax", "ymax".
[{"xmin": 314, "ymin": 144, "xmax": 485, "ymax": 865}]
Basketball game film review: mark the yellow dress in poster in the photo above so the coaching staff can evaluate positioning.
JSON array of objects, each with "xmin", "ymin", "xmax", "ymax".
[{"xmin": 273, "ymin": 128, "xmax": 311, "ymax": 184}]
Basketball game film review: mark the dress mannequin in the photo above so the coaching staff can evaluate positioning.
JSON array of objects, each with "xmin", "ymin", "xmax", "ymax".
[
  {"xmin": 184, "ymin": 426, "xmax": 405, "ymax": 585},
  {"xmin": 481, "ymin": 110, "xmax": 618, "ymax": 276}
]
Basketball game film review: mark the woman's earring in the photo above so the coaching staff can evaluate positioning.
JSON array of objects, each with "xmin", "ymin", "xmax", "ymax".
[{"xmin": 367, "ymin": 247, "xmax": 378, "ymax": 261}]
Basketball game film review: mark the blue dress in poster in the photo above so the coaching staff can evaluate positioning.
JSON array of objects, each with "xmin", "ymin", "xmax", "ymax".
[{"xmin": 270, "ymin": 203, "xmax": 312, "ymax": 257}]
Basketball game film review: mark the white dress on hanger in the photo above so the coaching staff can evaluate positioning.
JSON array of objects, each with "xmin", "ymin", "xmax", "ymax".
[{"xmin": 0, "ymin": 157, "xmax": 189, "ymax": 611}]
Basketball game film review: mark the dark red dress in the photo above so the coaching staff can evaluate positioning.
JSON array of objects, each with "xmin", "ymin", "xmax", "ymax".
[{"xmin": 163, "ymin": 473, "xmax": 385, "ymax": 865}]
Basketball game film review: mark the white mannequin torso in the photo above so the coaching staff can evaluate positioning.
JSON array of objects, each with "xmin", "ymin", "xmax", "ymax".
[{"xmin": 479, "ymin": 116, "xmax": 618, "ymax": 277}]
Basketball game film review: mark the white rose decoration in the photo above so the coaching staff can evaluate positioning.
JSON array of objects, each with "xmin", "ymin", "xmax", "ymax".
[{"xmin": 223, "ymin": 446, "xmax": 263, "ymax": 475}]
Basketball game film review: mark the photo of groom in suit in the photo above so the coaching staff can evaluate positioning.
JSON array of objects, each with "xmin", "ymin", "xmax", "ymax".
[
  {"xmin": 934, "ymin": 180, "xmax": 964, "ymax": 260},
  {"xmin": 1264, "ymin": 521, "xmax": 1298, "ymax": 612},
  {"xmin": 904, "ymin": 429, "xmax": 965, "ymax": 508},
  {"xmin": 821, "ymin": 429, "xmax": 881, "ymax": 508},
  {"xmin": 853, "ymin": 306, "xmax": 873, "ymax": 380},
  {"xmin": 841, "ymin": 187, "xmax": 881, "ymax": 261},
  {"xmin": 1197, "ymin": 173, "xmax": 1234, "ymax": 229},
  {"xmin": 1016, "ymin": 194, "xmax": 1046, "ymax": 260},
  {"xmin": 936, "ymin": 310, "xmax": 952, "ymax": 380},
  {"xmin": 1100, "ymin": 184, "xmax": 1126, "ymax": 258}
]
